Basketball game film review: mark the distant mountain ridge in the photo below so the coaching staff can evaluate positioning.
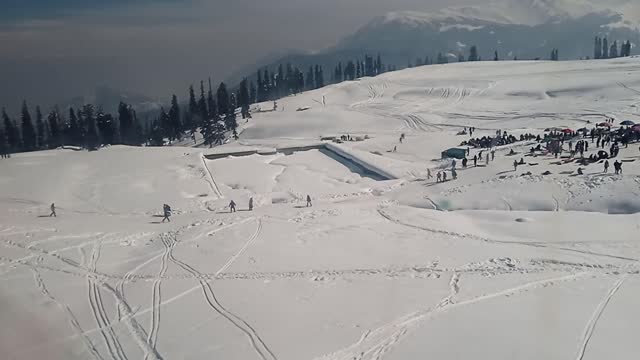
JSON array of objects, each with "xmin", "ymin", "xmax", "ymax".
[{"xmin": 227, "ymin": 0, "xmax": 640, "ymax": 86}]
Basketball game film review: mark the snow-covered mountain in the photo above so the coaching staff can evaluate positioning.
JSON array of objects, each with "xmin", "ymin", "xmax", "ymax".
[
  {"xmin": 332, "ymin": 0, "xmax": 639, "ymax": 62},
  {"xmin": 230, "ymin": 0, "xmax": 640, "ymax": 83}
]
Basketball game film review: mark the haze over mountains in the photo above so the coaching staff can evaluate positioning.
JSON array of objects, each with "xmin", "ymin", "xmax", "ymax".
[{"xmin": 228, "ymin": 0, "xmax": 640, "ymax": 85}]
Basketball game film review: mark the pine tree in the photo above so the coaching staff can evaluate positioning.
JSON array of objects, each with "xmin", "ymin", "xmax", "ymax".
[
  {"xmin": 216, "ymin": 82, "xmax": 230, "ymax": 116},
  {"xmin": 2, "ymin": 108, "xmax": 20, "ymax": 151},
  {"xmin": 47, "ymin": 108, "xmax": 60, "ymax": 149},
  {"xmin": 187, "ymin": 84, "xmax": 198, "ymax": 132},
  {"xmin": 249, "ymin": 81, "xmax": 257, "ymax": 104},
  {"xmin": 200, "ymin": 116, "xmax": 216, "ymax": 148},
  {"xmin": 168, "ymin": 94, "xmax": 182, "ymax": 143},
  {"xmin": 96, "ymin": 107, "xmax": 115, "ymax": 145},
  {"xmin": 81, "ymin": 104, "xmax": 99, "ymax": 150},
  {"xmin": 20, "ymin": 101, "xmax": 36, "ymax": 151},
  {"xmin": 213, "ymin": 120, "xmax": 226, "ymax": 145},
  {"xmin": 68, "ymin": 107, "xmax": 82, "ymax": 146},
  {"xmin": 224, "ymin": 110, "xmax": 238, "ymax": 136},
  {"xmin": 118, "ymin": 102, "xmax": 133, "ymax": 145},
  {"xmin": 315, "ymin": 65, "xmax": 324, "ymax": 89},
  {"xmin": 133, "ymin": 116, "xmax": 144, "ymax": 146},
  {"xmin": 149, "ymin": 119, "xmax": 164, "ymax": 146},
  {"xmin": 468, "ymin": 46, "xmax": 479, "ymax": 61},
  {"xmin": 0, "ymin": 127, "xmax": 7, "ymax": 157},
  {"xmin": 207, "ymin": 78, "xmax": 217, "ymax": 119},
  {"xmin": 610, "ymin": 41, "xmax": 618, "ymax": 58},
  {"xmin": 602, "ymin": 38, "xmax": 609, "ymax": 59},
  {"xmin": 239, "ymin": 78, "xmax": 250, "ymax": 119},
  {"xmin": 198, "ymin": 80, "xmax": 208, "ymax": 128},
  {"xmin": 35, "ymin": 106, "xmax": 45, "ymax": 149},
  {"xmin": 305, "ymin": 67, "xmax": 314, "ymax": 90},
  {"xmin": 277, "ymin": 64, "xmax": 285, "ymax": 97}
]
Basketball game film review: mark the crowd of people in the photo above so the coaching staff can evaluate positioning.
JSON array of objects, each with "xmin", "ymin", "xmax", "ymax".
[{"xmin": 461, "ymin": 130, "xmax": 538, "ymax": 149}]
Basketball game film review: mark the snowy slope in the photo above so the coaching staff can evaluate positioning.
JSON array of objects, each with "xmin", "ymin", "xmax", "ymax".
[{"xmin": 2, "ymin": 58, "xmax": 640, "ymax": 360}]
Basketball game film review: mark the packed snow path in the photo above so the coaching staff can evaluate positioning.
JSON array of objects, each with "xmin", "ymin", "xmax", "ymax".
[{"xmin": 2, "ymin": 58, "xmax": 640, "ymax": 360}]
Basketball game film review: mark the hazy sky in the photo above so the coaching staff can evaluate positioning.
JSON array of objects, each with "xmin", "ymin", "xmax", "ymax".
[{"xmin": 0, "ymin": 0, "xmax": 463, "ymax": 109}]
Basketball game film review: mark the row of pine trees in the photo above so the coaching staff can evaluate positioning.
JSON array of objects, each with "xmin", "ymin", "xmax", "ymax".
[
  {"xmin": 1, "ymin": 102, "xmax": 137, "ymax": 155},
  {"xmin": 594, "ymin": 37, "xmax": 632, "ymax": 59},
  {"xmin": 0, "ymin": 78, "xmax": 249, "ymax": 154},
  {"xmin": 251, "ymin": 53, "xmax": 386, "ymax": 103}
]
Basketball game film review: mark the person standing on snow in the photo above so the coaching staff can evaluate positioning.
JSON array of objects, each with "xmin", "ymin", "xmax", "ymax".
[
  {"xmin": 604, "ymin": 160, "xmax": 610, "ymax": 173},
  {"xmin": 442, "ymin": 171, "xmax": 448, "ymax": 182},
  {"xmin": 427, "ymin": 168, "xmax": 433, "ymax": 180},
  {"xmin": 249, "ymin": 197, "xmax": 254, "ymax": 211},
  {"xmin": 473, "ymin": 155, "xmax": 478, "ymax": 167},
  {"xmin": 513, "ymin": 160, "xmax": 518, "ymax": 171},
  {"xmin": 229, "ymin": 200, "xmax": 237, "ymax": 213},
  {"xmin": 306, "ymin": 195, "xmax": 312, "ymax": 207},
  {"xmin": 49, "ymin": 203, "xmax": 57, "ymax": 217},
  {"xmin": 491, "ymin": 150, "xmax": 495, "ymax": 161},
  {"xmin": 486, "ymin": 153, "xmax": 490, "ymax": 164},
  {"xmin": 162, "ymin": 204, "xmax": 171, "ymax": 222},
  {"xmin": 436, "ymin": 172, "xmax": 442, "ymax": 183}
]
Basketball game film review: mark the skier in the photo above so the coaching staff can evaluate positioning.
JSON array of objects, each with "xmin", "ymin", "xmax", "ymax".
[
  {"xmin": 49, "ymin": 203, "xmax": 57, "ymax": 217},
  {"xmin": 306, "ymin": 195, "xmax": 312, "ymax": 207},
  {"xmin": 229, "ymin": 200, "xmax": 237, "ymax": 213},
  {"xmin": 393, "ymin": 145, "xmax": 397, "ymax": 152},
  {"xmin": 473, "ymin": 155, "xmax": 478, "ymax": 167},
  {"xmin": 249, "ymin": 197, "xmax": 254, "ymax": 211},
  {"xmin": 436, "ymin": 172, "xmax": 442, "ymax": 183},
  {"xmin": 162, "ymin": 204, "xmax": 171, "ymax": 222},
  {"xmin": 442, "ymin": 171, "xmax": 448, "ymax": 182},
  {"xmin": 604, "ymin": 160, "xmax": 610, "ymax": 173},
  {"xmin": 513, "ymin": 160, "xmax": 518, "ymax": 171}
]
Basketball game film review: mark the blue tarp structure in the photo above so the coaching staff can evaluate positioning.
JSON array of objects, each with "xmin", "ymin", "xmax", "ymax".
[{"xmin": 441, "ymin": 147, "xmax": 467, "ymax": 159}]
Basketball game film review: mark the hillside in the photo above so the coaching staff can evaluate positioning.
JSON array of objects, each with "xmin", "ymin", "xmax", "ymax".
[{"xmin": 2, "ymin": 58, "xmax": 640, "ymax": 360}]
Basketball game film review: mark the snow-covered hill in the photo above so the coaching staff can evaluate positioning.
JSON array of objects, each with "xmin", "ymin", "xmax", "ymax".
[{"xmin": 2, "ymin": 58, "xmax": 640, "ymax": 360}]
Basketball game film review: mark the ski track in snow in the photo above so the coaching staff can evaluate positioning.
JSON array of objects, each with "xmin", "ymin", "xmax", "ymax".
[
  {"xmin": 145, "ymin": 233, "xmax": 173, "ymax": 360},
  {"xmin": 315, "ymin": 272, "xmax": 587, "ymax": 360},
  {"xmin": 201, "ymin": 154, "xmax": 224, "ymax": 199},
  {"xmin": 31, "ymin": 257, "xmax": 105, "ymax": 360},
  {"xmin": 165, "ymin": 218, "xmax": 277, "ymax": 360},
  {"xmin": 575, "ymin": 276, "xmax": 627, "ymax": 360}
]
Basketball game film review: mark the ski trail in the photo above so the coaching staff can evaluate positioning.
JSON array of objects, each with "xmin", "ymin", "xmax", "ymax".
[
  {"xmin": 115, "ymin": 217, "xmax": 255, "ymax": 319},
  {"xmin": 166, "ymin": 218, "xmax": 276, "ymax": 360},
  {"xmin": 31, "ymin": 257, "xmax": 105, "ymax": 360},
  {"xmin": 315, "ymin": 272, "xmax": 586, "ymax": 360},
  {"xmin": 377, "ymin": 206, "xmax": 639, "ymax": 263},
  {"xmin": 87, "ymin": 240, "xmax": 127, "ymax": 360},
  {"xmin": 145, "ymin": 234, "xmax": 172, "ymax": 360},
  {"xmin": 201, "ymin": 154, "xmax": 223, "ymax": 199},
  {"xmin": 575, "ymin": 276, "xmax": 626, "ymax": 360},
  {"xmin": 216, "ymin": 218, "xmax": 263, "ymax": 276}
]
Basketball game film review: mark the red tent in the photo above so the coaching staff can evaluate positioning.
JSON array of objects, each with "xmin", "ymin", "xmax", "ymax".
[
  {"xmin": 561, "ymin": 128, "xmax": 573, "ymax": 134},
  {"xmin": 597, "ymin": 122, "xmax": 611, "ymax": 127}
]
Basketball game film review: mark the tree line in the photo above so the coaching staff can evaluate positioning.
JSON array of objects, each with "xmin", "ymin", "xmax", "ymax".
[
  {"xmin": 0, "ymin": 78, "xmax": 249, "ymax": 155},
  {"xmin": 594, "ymin": 37, "xmax": 632, "ymax": 59},
  {"xmin": 251, "ymin": 53, "xmax": 387, "ymax": 103}
]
